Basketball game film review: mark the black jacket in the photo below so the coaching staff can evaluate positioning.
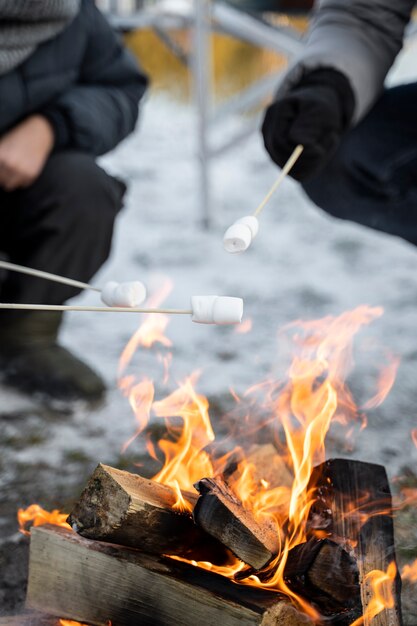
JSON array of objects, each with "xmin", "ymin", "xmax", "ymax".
[{"xmin": 0, "ymin": 0, "xmax": 148, "ymax": 156}]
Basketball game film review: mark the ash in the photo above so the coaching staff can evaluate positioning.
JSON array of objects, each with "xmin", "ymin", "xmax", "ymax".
[{"xmin": 1, "ymin": 38, "xmax": 417, "ymax": 620}]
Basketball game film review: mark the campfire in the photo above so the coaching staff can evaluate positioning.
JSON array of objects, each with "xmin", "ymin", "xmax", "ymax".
[{"xmin": 16, "ymin": 302, "xmax": 409, "ymax": 625}]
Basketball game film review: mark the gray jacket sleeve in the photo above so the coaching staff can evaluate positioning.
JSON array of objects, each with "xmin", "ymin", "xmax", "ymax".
[{"xmin": 278, "ymin": 0, "xmax": 414, "ymax": 123}]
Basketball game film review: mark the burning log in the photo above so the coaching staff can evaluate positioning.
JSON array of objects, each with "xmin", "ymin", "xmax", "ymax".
[
  {"xmin": 67, "ymin": 464, "xmax": 226, "ymax": 562},
  {"xmin": 193, "ymin": 477, "xmax": 279, "ymax": 570},
  {"xmin": 308, "ymin": 458, "xmax": 403, "ymax": 626},
  {"xmin": 27, "ymin": 525, "xmax": 313, "ymax": 626},
  {"xmin": 284, "ymin": 538, "xmax": 361, "ymax": 616}
]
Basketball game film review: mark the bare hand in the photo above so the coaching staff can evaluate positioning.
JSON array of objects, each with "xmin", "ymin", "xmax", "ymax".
[{"xmin": 0, "ymin": 115, "xmax": 55, "ymax": 191}]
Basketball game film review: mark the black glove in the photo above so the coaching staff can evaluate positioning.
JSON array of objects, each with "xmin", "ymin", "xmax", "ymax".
[{"xmin": 262, "ymin": 68, "xmax": 355, "ymax": 181}]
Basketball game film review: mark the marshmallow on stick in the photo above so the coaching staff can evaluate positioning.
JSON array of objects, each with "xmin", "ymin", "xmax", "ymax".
[
  {"xmin": 0, "ymin": 296, "xmax": 244, "ymax": 325},
  {"xmin": 100, "ymin": 281, "xmax": 146, "ymax": 308},
  {"xmin": 0, "ymin": 260, "xmax": 147, "ymax": 308},
  {"xmin": 223, "ymin": 216, "xmax": 259, "ymax": 254},
  {"xmin": 191, "ymin": 295, "xmax": 243, "ymax": 325},
  {"xmin": 223, "ymin": 144, "xmax": 304, "ymax": 254}
]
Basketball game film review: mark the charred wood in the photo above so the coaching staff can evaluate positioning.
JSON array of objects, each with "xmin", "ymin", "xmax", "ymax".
[
  {"xmin": 307, "ymin": 458, "xmax": 403, "ymax": 626},
  {"xmin": 193, "ymin": 476, "xmax": 279, "ymax": 570},
  {"xmin": 284, "ymin": 538, "xmax": 361, "ymax": 617}
]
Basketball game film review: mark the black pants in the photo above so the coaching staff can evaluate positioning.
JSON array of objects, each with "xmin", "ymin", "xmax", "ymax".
[
  {"xmin": 0, "ymin": 150, "xmax": 125, "ymax": 306},
  {"xmin": 303, "ymin": 83, "xmax": 417, "ymax": 247}
]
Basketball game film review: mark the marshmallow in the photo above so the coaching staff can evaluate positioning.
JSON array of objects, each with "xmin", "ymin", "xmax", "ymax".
[
  {"xmin": 191, "ymin": 295, "xmax": 243, "ymax": 325},
  {"xmin": 236, "ymin": 215, "xmax": 259, "ymax": 238},
  {"xmin": 223, "ymin": 216, "xmax": 259, "ymax": 253},
  {"xmin": 101, "ymin": 281, "xmax": 147, "ymax": 308}
]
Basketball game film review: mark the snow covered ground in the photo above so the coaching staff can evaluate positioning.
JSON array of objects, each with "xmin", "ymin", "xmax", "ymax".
[{"xmin": 2, "ymin": 29, "xmax": 417, "ymax": 618}]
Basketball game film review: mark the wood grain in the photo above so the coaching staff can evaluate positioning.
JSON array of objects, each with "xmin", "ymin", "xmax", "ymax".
[{"xmin": 26, "ymin": 525, "xmax": 312, "ymax": 626}]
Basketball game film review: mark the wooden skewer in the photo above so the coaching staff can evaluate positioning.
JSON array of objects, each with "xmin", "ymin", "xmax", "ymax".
[
  {"xmin": 253, "ymin": 144, "xmax": 304, "ymax": 217},
  {"xmin": 0, "ymin": 303, "xmax": 191, "ymax": 314},
  {"xmin": 0, "ymin": 260, "xmax": 101, "ymax": 293}
]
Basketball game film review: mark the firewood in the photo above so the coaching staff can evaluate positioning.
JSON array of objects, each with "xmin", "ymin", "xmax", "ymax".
[
  {"xmin": 27, "ymin": 525, "xmax": 313, "ymax": 626},
  {"xmin": 284, "ymin": 538, "xmax": 361, "ymax": 616},
  {"xmin": 0, "ymin": 615, "xmax": 58, "ymax": 625},
  {"xmin": 67, "ymin": 464, "xmax": 226, "ymax": 562},
  {"xmin": 308, "ymin": 458, "xmax": 403, "ymax": 626},
  {"xmin": 193, "ymin": 477, "xmax": 279, "ymax": 570}
]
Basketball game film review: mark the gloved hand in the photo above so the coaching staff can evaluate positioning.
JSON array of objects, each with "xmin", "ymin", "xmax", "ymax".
[{"xmin": 262, "ymin": 68, "xmax": 355, "ymax": 181}]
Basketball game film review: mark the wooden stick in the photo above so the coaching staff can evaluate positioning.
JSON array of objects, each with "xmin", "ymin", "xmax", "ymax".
[
  {"xmin": 27, "ymin": 525, "xmax": 312, "ymax": 626},
  {"xmin": 254, "ymin": 144, "xmax": 304, "ymax": 217},
  {"xmin": 0, "ymin": 303, "xmax": 191, "ymax": 314},
  {"xmin": 0, "ymin": 259, "xmax": 101, "ymax": 293}
]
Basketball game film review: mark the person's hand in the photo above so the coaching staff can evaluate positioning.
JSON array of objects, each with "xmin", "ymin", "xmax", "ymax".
[
  {"xmin": 0, "ymin": 115, "xmax": 55, "ymax": 191},
  {"xmin": 262, "ymin": 69, "xmax": 355, "ymax": 181}
]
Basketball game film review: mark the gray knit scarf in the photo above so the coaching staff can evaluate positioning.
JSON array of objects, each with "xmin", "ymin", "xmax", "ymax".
[{"xmin": 0, "ymin": 0, "xmax": 81, "ymax": 75}]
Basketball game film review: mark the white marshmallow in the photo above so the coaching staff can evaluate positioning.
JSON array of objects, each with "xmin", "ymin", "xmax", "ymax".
[
  {"xmin": 191, "ymin": 295, "xmax": 243, "ymax": 325},
  {"xmin": 236, "ymin": 215, "xmax": 259, "ymax": 238},
  {"xmin": 223, "ymin": 223, "xmax": 252, "ymax": 253},
  {"xmin": 191, "ymin": 295, "xmax": 218, "ymax": 324},
  {"xmin": 101, "ymin": 281, "xmax": 147, "ymax": 308},
  {"xmin": 212, "ymin": 296, "xmax": 243, "ymax": 325}
]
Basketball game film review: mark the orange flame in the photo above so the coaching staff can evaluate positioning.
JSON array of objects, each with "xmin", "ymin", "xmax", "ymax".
[
  {"xmin": 151, "ymin": 374, "xmax": 215, "ymax": 511},
  {"xmin": 118, "ymin": 279, "xmax": 174, "ymax": 453},
  {"xmin": 120, "ymin": 304, "xmax": 398, "ymax": 619},
  {"xmin": 402, "ymin": 560, "xmax": 417, "ymax": 582},
  {"xmin": 118, "ymin": 278, "xmax": 173, "ymax": 377},
  {"xmin": 362, "ymin": 353, "xmax": 400, "ymax": 410},
  {"xmin": 350, "ymin": 562, "xmax": 397, "ymax": 626},
  {"xmin": 59, "ymin": 622, "xmax": 111, "ymax": 626},
  {"xmin": 234, "ymin": 318, "xmax": 252, "ymax": 334},
  {"xmin": 18, "ymin": 504, "xmax": 70, "ymax": 536}
]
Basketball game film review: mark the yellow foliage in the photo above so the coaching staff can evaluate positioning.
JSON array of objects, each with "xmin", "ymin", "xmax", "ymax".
[{"xmin": 124, "ymin": 17, "xmax": 307, "ymax": 103}]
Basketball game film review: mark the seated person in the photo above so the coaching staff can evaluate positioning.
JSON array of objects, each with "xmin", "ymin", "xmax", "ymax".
[{"xmin": 0, "ymin": 0, "xmax": 148, "ymax": 401}]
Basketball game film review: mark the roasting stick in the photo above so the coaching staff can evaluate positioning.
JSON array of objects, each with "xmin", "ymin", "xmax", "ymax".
[
  {"xmin": 0, "ymin": 259, "xmax": 146, "ymax": 307},
  {"xmin": 253, "ymin": 144, "xmax": 304, "ymax": 217},
  {"xmin": 223, "ymin": 144, "xmax": 304, "ymax": 253},
  {"xmin": 0, "ymin": 295, "xmax": 244, "ymax": 325},
  {"xmin": 0, "ymin": 260, "xmax": 101, "ymax": 293},
  {"xmin": 0, "ymin": 303, "xmax": 190, "ymax": 314}
]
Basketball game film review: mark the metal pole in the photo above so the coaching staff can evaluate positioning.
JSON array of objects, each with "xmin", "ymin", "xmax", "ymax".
[{"xmin": 192, "ymin": 0, "xmax": 212, "ymax": 229}]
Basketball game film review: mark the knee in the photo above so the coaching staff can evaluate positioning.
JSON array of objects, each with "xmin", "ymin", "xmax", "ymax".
[
  {"xmin": 40, "ymin": 151, "xmax": 126, "ymax": 225},
  {"xmin": 302, "ymin": 136, "xmax": 360, "ymax": 220}
]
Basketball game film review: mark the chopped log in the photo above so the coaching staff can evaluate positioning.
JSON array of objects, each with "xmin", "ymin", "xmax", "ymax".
[
  {"xmin": 27, "ymin": 525, "xmax": 313, "ymax": 626},
  {"xmin": 67, "ymin": 464, "xmax": 226, "ymax": 563},
  {"xmin": 284, "ymin": 538, "xmax": 361, "ymax": 616},
  {"xmin": 193, "ymin": 477, "xmax": 279, "ymax": 570},
  {"xmin": 307, "ymin": 458, "xmax": 403, "ymax": 626}
]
